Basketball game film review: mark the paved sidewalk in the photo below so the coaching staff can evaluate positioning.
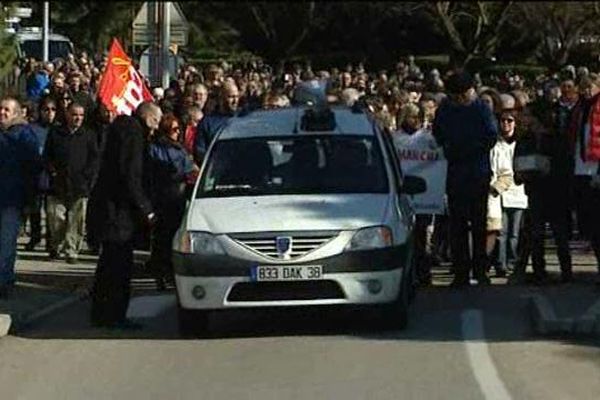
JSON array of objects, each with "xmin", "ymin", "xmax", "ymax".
[
  {"xmin": 1, "ymin": 238, "xmax": 152, "ymax": 337},
  {"xmin": 513, "ymin": 247, "xmax": 600, "ymax": 337},
  {"xmin": 0, "ymin": 283, "xmax": 81, "ymax": 336},
  {"xmin": 0, "ymin": 243, "xmax": 96, "ymax": 337}
]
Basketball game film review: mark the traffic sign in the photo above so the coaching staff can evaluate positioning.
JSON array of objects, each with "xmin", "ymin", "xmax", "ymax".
[
  {"xmin": 132, "ymin": 2, "xmax": 189, "ymax": 46},
  {"xmin": 132, "ymin": 28, "xmax": 188, "ymax": 46}
]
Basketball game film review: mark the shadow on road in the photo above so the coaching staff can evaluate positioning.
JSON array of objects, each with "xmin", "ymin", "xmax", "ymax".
[{"xmin": 12, "ymin": 269, "xmax": 600, "ymax": 352}]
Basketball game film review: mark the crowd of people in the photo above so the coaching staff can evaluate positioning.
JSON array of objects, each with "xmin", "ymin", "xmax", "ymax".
[{"xmin": 1, "ymin": 51, "xmax": 600, "ymax": 328}]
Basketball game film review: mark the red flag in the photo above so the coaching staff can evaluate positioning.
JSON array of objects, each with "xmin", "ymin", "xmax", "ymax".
[{"xmin": 97, "ymin": 38, "xmax": 153, "ymax": 116}]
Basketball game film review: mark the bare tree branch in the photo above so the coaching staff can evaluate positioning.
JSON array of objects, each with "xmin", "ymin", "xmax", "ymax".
[
  {"xmin": 249, "ymin": 5, "xmax": 273, "ymax": 41},
  {"xmin": 284, "ymin": 1, "xmax": 316, "ymax": 56},
  {"xmin": 434, "ymin": 1, "xmax": 467, "ymax": 53}
]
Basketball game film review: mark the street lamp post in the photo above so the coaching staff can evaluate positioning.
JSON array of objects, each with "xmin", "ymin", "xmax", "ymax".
[
  {"xmin": 42, "ymin": 2, "xmax": 49, "ymax": 62},
  {"xmin": 160, "ymin": 1, "xmax": 171, "ymax": 89}
]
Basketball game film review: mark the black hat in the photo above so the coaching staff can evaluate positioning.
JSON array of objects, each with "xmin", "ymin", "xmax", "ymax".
[{"xmin": 446, "ymin": 71, "xmax": 475, "ymax": 94}]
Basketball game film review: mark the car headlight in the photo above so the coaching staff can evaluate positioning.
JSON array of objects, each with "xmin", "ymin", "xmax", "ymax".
[
  {"xmin": 173, "ymin": 231, "xmax": 226, "ymax": 255},
  {"xmin": 345, "ymin": 226, "xmax": 393, "ymax": 251}
]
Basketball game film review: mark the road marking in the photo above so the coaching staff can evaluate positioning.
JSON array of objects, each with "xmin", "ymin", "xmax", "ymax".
[
  {"xmin": 126, "ymin": 294, "xmax": 176, "ymax": 318},
  {"xmin": 461, "ymin": 310, "xmax": 513, "ymax": 400}
]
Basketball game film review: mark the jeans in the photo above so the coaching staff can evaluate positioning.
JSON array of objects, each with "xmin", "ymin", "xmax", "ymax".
[
  {"xmin": 498, "ymin": 208, "xmax": 524, "ymax": 270},
  {"xmin": 23, "ymin": 193, "xmax": 47, "ymax": 244},
  {"xmin": 528, "ymin": 190, "xmax": 572, "ymax": 275},
  {"xmin": 573, "ymin": 176, "xmax": 593, "ymax": 239},
  {"xmin": 448, "ymin": 180, "xmax": 489, "ymax": 281},
  {"xmin": 413, "ymin": 214, "xmax": 434, "ymax": 281},
  {"xmin": 431, "ymin": 214, "xmax": 450, "ymax": 261},
  {"xmin": 0, "ymin": 207, "xmax": 21, "ymax": 285},
  {"xmin": 47, "ymin": 196, "xmax": 88, "ymax": 258},
  {"xmin": 586, "ymin": 185, "xmax": 600, "ymax": 273},
  {"xmin": 148, "ymin": 201, "xmax": 186, "ymax": 281}
]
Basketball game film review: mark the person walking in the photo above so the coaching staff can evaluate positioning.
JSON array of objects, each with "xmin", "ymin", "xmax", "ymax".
[
  {"xmin": 147, "ymin": 114, "xmax": 198, "ymax": 290},
  {"xmin": 0, "ymin": 97, "xmax": 40, "ymax": 297},
  {"xmin": 393, "ymin": 103, "xmax": 436, "ymax": 286},
  {"xmin": 569, "ymin": 74, "xmax": 600, "ymax": 245},
  {"xmin": 88, "ymin": 102, "xmax": 161, "ymax": 329},
  {"xmin": 567, "ymin": 73, "xmax": 600, "ymax": 285},
  {"xmin": 432, "ymin": 71, "xmax": 498, "ymax": 287},
  {"xmin": 23, "ymin": 97, "xmax": 59, "ymax": 251},
  {"xmin": 44, "ymin": 102, "xmax": 100, "ymax": 263}
]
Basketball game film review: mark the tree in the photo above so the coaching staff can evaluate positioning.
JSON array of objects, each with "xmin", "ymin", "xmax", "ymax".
[
  {"xmin": 515, "ymin": 2, "xmax": 600, "ymax": 68},
  {"xmin": 191, "ymin": 1, "xmax": 322, "ymax": 62},
  {"xmin": 27, "ymin": 1, "xmax": 142, "ymax": 54},
  {"xmin": 0, "ymin": 4, "xmax": 17, "ymax": 90},
  {"xmin": 427, "ymin": 1, "xmax": 514, "ymax": 69}
]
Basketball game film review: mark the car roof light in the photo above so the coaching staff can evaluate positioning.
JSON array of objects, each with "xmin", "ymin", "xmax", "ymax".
[{"xmin": 300, "ymin": 107, "xmax": 336, "ymax": 131}]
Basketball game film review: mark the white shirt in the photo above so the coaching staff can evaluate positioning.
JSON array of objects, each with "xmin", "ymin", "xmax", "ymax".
[{"xmin": 490, "ymin": 137, "xmax": 528, "ymax": 209}]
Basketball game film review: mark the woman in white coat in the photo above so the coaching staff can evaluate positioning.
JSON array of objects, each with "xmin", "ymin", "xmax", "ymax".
[{"xmin": 489, "ymin": 109, "xmax": 528, "ymax": 276}]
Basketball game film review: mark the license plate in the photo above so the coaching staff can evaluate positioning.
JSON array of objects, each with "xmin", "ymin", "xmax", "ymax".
[{"xmin": 251, "ymin": 265, "xmax": 323, "ymax": 282}]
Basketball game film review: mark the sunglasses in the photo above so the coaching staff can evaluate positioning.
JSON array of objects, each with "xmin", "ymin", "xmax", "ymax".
[{"xmin": 501, "ymin": 118, "xmax": 515, "ymax": 123}]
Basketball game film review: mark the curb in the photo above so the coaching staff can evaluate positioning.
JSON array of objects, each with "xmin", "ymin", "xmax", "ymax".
[
  {"xmin": 0, "ymin": 289, "xmax": 89, "ymax": 338},
  {"xmin": 0, "ymin": 314, "xmax": 11, "ymax": 337},
  {"xmin": 528, "ymin": 294, "xmax": 600, "ymax": 337}
]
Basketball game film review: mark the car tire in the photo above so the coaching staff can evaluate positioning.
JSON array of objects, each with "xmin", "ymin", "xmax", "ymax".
[
  {"xmin": 379, "ymin": 269, "xmax": 409, "ymax": 331},
  {"xmin": 177, "ymin": 304, "xmax": 210, "ymax": 338},
  {"xmin": 408, "ymin": 265, "xmax": 417, "ymax": 303}
]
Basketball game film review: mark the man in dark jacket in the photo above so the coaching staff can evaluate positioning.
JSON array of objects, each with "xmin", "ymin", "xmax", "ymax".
[
  {"xmin": 44, "ymin": 102, "xmax": 99, "ymax": 263},
  {"xmin": 88, "ymin": 102, "xmax": 160, "ymax": 329},
  {"xmin": 0, "ymin": 96, "xmax": 40, "ymax": 298},
  {"xmin": 432, "ymin": 71, "xmax": 498, "ymax": 287},
  {"xmin": 515, "ymin": 92, "xmax": 573, "ymax": 284},
  {"xmin": 193, "ymin": 81, "xmax": 241, "ymax": 164}
]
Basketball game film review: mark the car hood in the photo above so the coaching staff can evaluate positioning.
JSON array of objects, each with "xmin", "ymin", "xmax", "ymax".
[{"xmin": 186, "ymin": 194, "xmax": 390, "ymax": 234}]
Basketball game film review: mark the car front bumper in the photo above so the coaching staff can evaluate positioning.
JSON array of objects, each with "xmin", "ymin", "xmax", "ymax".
[{"xmin": 173, "ymin": 246, "xmax": 410, "ymax": 309}]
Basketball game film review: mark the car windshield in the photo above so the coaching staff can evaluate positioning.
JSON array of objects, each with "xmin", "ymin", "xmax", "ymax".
[{"xmin": 196, "ymin": 135, "xmax": 389, "ymax": 198}]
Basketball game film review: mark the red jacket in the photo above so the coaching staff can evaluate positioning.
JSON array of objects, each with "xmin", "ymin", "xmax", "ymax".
[
  {"xmin": 587, "ymin": 95, "xmax": 600, "ymax": 161},
  {"xmin": 568, "ymin": 93, "xmax": 600, "ymax": 161}
]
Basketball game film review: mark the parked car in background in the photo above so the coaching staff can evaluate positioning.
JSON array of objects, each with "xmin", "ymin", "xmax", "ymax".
[{"xmin": 14, "ymin": 27, "xmax": 75, "ymax": 61}]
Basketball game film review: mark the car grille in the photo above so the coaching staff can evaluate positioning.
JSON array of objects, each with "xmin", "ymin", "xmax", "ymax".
[
  {"xmin": 227, "ymin": 281, "xmax": 346, "ymax": 302},
  {"xmin": 229, "ymin": 231, "xmax": 338, "ymax": 259}
]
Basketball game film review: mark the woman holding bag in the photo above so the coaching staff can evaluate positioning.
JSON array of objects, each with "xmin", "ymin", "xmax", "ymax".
[{"xmin": 489, "ymin": 109, "xmax": 528, "ymax": 277}]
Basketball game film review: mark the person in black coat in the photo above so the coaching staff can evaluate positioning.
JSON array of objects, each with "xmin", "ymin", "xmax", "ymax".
[
  {"xmin": 513, "ymin": 97, "xmax": 573, "ymax": 284},
  {"xmin": 88, "ymin": 102, "xmax": 162, "ymax": 329},
  {"xmin": 146, "ymin": 114, "xmax": 197, "ymax": 290},
  {"xmin": 43, "ymin": 102, "xmax": 99, "ymax": 263},
  {"xmin": 432, "ymin": 71, "xmax": 498, "ymax": 287}
]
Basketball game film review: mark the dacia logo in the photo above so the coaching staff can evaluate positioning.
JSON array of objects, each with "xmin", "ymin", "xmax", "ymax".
[{"xmin": 275, "ymin": 236, "xmax": 293, "ymax": 259}]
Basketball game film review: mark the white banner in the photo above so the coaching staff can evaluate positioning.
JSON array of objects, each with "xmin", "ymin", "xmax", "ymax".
[{"xmin": 393, "ymin": 129, "xmax": 447, "ymax": 214}]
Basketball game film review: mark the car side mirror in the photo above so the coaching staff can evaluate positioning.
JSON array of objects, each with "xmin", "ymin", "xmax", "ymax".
[{"xmin": 402, "ymin": 175, "xmax": 427, "ymax": 195}]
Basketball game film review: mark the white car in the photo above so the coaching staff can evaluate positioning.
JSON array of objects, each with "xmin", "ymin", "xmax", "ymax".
[{"xmin": 172, "ymin": 104, "xmax": 426, "ymax": 335}]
